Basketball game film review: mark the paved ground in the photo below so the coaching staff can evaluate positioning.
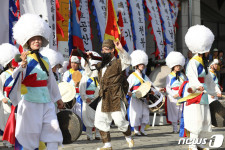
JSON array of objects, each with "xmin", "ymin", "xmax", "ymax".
[{"xmin": 1, "ymin": 125, "xmax": 224, "ymax": 150}]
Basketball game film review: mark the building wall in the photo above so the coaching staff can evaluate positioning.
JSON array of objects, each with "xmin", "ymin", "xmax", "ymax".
[{"xmin": 176, "ymin": 0, "xmax": 201, "ymax": 57}]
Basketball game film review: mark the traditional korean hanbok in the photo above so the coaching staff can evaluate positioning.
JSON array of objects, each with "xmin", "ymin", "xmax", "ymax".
[
  {"xmin": 0, "ymin": 70, "xmax": 14, "ymax": 132},
  {"xmin": 208, "ymin": 68, "xmax": 220, "ymax": 104},
  {"xmin": 127, "ymin": 70, "xmax": 150, "ymax": 131},
  {"xmin": 63, "ymin": 68, "xmax": 84, "ymax": 118},
  {"xmin": 11, "ymin": 53, "xmax": 63, "ymax": 150},
  {"xmin": 183, "ymin": 54, "xmax": 220, "ymax": 135},
  {"xmin": 166, "ymin": 72, "xmax": 186, "ymax": 125}
]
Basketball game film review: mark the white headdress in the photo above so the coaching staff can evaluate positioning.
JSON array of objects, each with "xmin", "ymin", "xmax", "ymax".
[
  {"xmin": 13, "ymin": 13, "xmax": 51, "ymax": 49},
  {"xmin": 40, "ymin": 48, "xmax": 64, "ymax": 68},
  {"xmin": 0, "ymin": 43, "xmax": 19, "ymax": 67},
  {"xmin": 185, "ymin": 25, "xmax": 214, "ymax": 54},
  {"xmin": 209, "ymin": 59, "xmax": 219, "ymax": 66},
  {"xmin": 71, "ymin": 56, "xmax": 80, "ymax": 63},
  {"xmin": 58, "ymin": 61, "xmax": 69, "ymax": 74},
  {"xmin": 130, "ymin": 50, "xmax": 148, "ymax": 67},
  {"xmin": 165, "ymin": 51, "xmax": 185, "ymax": 68}
]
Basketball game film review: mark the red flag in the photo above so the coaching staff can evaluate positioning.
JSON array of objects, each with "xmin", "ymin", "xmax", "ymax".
[{"xmin": 104, "ymin": 0, "xmax": 120, "ymax": 41}]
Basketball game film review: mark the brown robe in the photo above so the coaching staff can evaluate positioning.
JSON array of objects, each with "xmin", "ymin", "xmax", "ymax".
[{"xmin": 96, "ymin": 59, "xmax": 128, "ymax": 112}]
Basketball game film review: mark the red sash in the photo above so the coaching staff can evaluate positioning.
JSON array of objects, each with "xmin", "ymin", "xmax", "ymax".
[
  {"xmin": 86, "ymin": 90, "xmax": 95, "ymax": 95},
  {"xmin": 22, "ymin": 73, "xmax": 47, "ymax": 87},
  {"xmin": 76, "ymin": 88, "xmax": 79, "ymax": 93}
]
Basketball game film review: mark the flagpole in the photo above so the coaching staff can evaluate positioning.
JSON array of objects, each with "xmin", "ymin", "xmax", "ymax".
[{"xmin": 105, "ymin": 0, "xmax": 108, "ymax": 25}]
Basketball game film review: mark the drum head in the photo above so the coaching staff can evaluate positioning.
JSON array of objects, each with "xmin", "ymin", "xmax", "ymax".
[
  {"xmin": 58, "ymin": 82, "xmax": 76, "ymax": 103},
  {"xmin": 149, "ymin": 65, "xmax": 171, "ymax": 88},
  {"xmin": 72, "ymin": 71, "xmax": 82, "ymax": 82},
  {"xmin": 57, "ymin": 111, "xmax": 82, "ymax": 144},
  {"xmin": 135, "ymin": 82, "xmax": 151, "ymax": 99}
]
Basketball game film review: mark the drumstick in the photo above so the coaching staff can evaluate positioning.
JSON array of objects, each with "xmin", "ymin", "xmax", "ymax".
[
  {"xmin": 188, "ymin": 87, "xmax": 225, "ymax": 99},
  {"xmin": 187, "ymin": 87, "xmax": 206, "ymax": 93}
]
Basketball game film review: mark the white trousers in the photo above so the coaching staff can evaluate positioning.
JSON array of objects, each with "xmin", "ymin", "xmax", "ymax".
[
  {"xmin": 16, "ymin": 99, "xmax": 63, "ymax": 150},
  {"xmin": 184, "ymin": 104, "xmax": 212, "ymax": 135},
  {"xmin": 167, "ymin": 95, "xmax": 182, "ymax": 123},
  {"xmin": 0, "ymin": 102, "xmax": 11, "ymax": 131},
  {"xmin": 129, "ymin": 97, "xmax": 150, "ymax": 127},
  {"xmin": 94, "ymin": 100, "xmax": 129, "ymax": 132}
]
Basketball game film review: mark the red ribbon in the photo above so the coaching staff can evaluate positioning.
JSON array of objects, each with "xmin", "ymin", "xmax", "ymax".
[
  {"xmin": 186, "ymin": 93, "xmax": 203, "ymax": 106},
  {"xmin": 172, "ymin": 87, "xmax": 179, "ymax": 90},
  {"xmin": 198, "ymin": 77, "xmax": 204, "ymax": 83},
  {"xmin": 3, "ymin": 87, "xmax": 12, "ymax": 97}
]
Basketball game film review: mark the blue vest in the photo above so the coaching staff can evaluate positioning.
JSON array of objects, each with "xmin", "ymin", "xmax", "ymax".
[{"xmin": 23, "ymin": 54, "xmax": 51, "ymax": 103}]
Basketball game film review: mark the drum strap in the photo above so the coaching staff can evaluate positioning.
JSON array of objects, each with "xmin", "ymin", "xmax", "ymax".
[{"xmin": 132, "ymin": 72, "xmax": 144, "ymax": 84}]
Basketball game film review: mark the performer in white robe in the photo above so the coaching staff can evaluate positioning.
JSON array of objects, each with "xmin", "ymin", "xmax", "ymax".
[
  {"xmin": 127, "ymin": 50, "xmax": 150, "ymax": 136},
  {"xmin": 0, "ymin": 44, "xmax": 19, "ymax": 147},
  {"xmin": 79, "ymin": 51, "xmax": 101, "ymax": 140},
  {"xmin": 62, "ymin": 56, "xmax": 84, "ymax": 117},
  {"xmin": 11, "ymin": 14, "xmax": 63, "ymax": 150},
  {"xmin": 208, "ymin": 59, "xmax": 222, "ymax": 104},
  {"xmin": 183, "ymin": 25, "xmax": 221, "ymax": 150},
  {"xmin": 165, "ymin": 51, "xmax": 186, "ymax": 133}
]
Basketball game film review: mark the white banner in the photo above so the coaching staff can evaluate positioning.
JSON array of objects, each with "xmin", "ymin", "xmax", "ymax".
[
  {"xmin": 170, "ymin": 0, "xmax": 179, "ymax": 26},
  {"xmin": 0, "ymin": 1, "xmax": 9, "ymax": 44},
  {"xmin": 113, "ymin": 0, "xmax": 134, "ymax": 53},
  {"xmin": 20, "ymin": 0, "xmax": 57, "ymax": 50},
  {"xmin": 129, "ymin": 0, "xmax": 146, "ymax": 51},
  {"xmin": 92, "ymin": 0, "xmax": 106, "ymax": 42},
  {"xmin": 80, "ymin": 0, "xmax": 93, "ymax": 51},
  {"xmin": 157, "ymin": 0, "xmax": 175, "ymax": 55},
  {"xmin": 146, "ymin": 0, "xmax": 164, "ymax": 59},
  {"xmin": 58, "ymin": 41, "xmax": 69, "ymax": 61}
]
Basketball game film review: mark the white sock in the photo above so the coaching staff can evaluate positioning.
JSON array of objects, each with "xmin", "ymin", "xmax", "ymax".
[
  {"xmin": 140, "ymin": 124, "xmax": 146, "ymax": 133},
  {"xmin": 95, "ymin": 128, "xmax": 100, "ymax": 137},
  {"xmin": 134, "ymin": 126, "xmax": 139, "ymax": 133},
  {"xmin": 47, "ymin": 142, "xmax": 58, "ymax": 150},
  {"xmin": 125, "ymin": 136, "xmax": 132, "ymax": 142},
  {"xmin": 104, "ymin": 142, "xmax": 111, "ymax": 148},
  {"xmin": 172, "ymin": 122, "xmax": 178, "ymax": 132},
  {"xmin": 86, "ymin": 127, "xmax": 93, "ymax": 138},
  {"xmin": 189, "ymin": 132, "xmax": 198, "ymax": 149}
]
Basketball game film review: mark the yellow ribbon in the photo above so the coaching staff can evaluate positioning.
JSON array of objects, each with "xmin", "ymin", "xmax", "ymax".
[
  {"xmin": 176, "ymin": 93, "xmax": 202, "ymax": 105},
  {"xmin": 209, "ymin": 69, "xmax": 216, "ymax": 76},
  {"xmin": 28, "ymin": 53, "xmax": 49, "ymax": 71},
  {"xmin": 170, "ymin": 72, "xmax": 184, "ymax": 82},
  {"xmin": 21, "ymin": 84, "xmax": 28, "ymax": 95},
  {"xmin": 39, "ymin": 141, "xmax": 46, "ymax": 150},
  {"xmin": 90, "ymin": 77, "xmax": 99, "ymax": 86},
  {"xmin": 192, "ymin": 55, "xmax": 204, "ymax": 67},
  {"xmin": 132, "ymin": 72, "xmax": 144, "ymax": 84},
  {"xmin": 69, "ymin": 68, "xmax": 75, "ymax": 74}
]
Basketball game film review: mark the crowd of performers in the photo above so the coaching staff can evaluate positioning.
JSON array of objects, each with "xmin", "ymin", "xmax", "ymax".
[{"xmin": 0, "ymin": 13, "xmax": 222, "ymax": 150}]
